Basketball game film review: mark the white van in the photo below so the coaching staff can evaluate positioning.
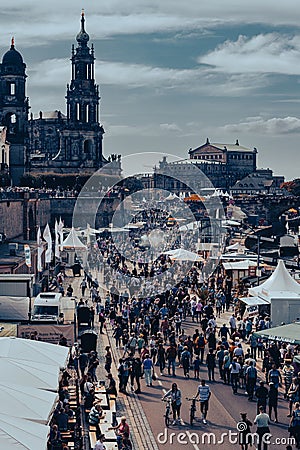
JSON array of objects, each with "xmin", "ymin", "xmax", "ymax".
[{"xmin": 31, "ymin": 292, "xmax": 63, "ymax": 323}]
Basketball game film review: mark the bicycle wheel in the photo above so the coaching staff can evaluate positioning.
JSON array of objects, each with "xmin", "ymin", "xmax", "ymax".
[
  {"xmin": 165, "ymin": 411, "xmax": 171, "ymax": 427},
  {"xmin": 190, "ymin": 408, "xmax": 194, "ymax": 426}
]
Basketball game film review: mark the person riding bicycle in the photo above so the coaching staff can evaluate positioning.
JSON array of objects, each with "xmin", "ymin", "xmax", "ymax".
[{"xmin": 162, "ymin": 383, "xmax": 182, "ymax": 425}]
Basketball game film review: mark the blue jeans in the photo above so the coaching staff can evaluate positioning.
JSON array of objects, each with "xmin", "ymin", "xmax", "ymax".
[{"xmin": 168, "ymin": 359, "xmax": 176, "ymax": 375}]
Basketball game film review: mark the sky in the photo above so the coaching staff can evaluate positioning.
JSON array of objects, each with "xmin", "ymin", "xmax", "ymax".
[{"xmin": 1, "ymin": 1, "xmax": 300, "ymax": 180}]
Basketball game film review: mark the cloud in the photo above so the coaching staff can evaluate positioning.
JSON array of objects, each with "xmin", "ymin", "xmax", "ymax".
[
  {"xmin": 3, "ymin": 1, "xmax": 300, "ymax": 48},
  {"xmin": 222, "ymin": 116, "xmax": 300, "ymax": 134},
  {"xmin": 160, "ymin": 123, "xmax": 182, "ymax": 132},
  {"xmin": 198, "ymin": 33, "xmax": 300, "ymax": 75},
  {"xmin": 30, "ymin": 57, "xmax": 266, "ymax": 100}
]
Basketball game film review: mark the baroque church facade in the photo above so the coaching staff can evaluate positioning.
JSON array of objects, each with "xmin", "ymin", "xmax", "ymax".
[{"xmin": 0, "ymin": 12, "xmax": 120, "ymax": 185}]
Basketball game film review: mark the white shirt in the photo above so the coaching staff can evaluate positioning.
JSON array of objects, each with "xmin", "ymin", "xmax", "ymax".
[
  {"xmin": 94, "ymin": 440, "xmax": 106, "ymax": 450},
  {"xmin": 198, "ymin": 384, "xmax": 211, "ymax": 402},
  {"xmin": 229, "ymin": 362, "xmax": 241, "ymax": 374},
  {"xmin": 254, "ymin": 413, "xmax": 270, "ymax": 428}
]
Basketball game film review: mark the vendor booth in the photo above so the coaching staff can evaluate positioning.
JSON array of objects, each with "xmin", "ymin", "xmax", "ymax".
[
  {"xmin": 223, "ymin": 259, "xmax": 257, "ymax": 282},
  {"xmin": 245, "ymin": 260, "xmax": 300, "ymax": 326},
  {"xmin": 254, "ymin": 322, "xmax": 300, "ymax": 345}
]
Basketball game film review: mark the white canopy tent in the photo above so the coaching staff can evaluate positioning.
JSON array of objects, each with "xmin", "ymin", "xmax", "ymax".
[
  {"xmin": 0, "ymin": 358, "xmax": 60, "ymax": 391},
  {"xmin": 164, "ymin": 248, "xmax": 204, "ymax": 261},
  {"xmin": 223, "ymin": 259, "xmax": 257, "ymax": 271},
  {"xmin": 248, "ymin": 260, "xmax": 300, "ymax": 326},
  {"xmin": 62, "ymin": 227, "xmax": 87, "ymax": 249},
  {"xmin": 0, "ymin": 414, "xmax": 49, "ymax": 450},
  {"xmin": 165, "ymin": 193, "xmax": 178, "ymax": 201},
  {"xmin": 249, "ymin": 260, "xmax": 300, "ymax": 299},
  {"xmin": 0, "ymin": 337, "xmax": 69, "ymax": 368},
  {"xmin": 0, "ymin": 383, "xmax": 57, "ymax": 424}
]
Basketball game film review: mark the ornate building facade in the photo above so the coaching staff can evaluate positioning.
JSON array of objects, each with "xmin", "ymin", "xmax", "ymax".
[
  {"xmin": 154, "ymin": 139, "xmax": 259, "ymax": 191},
  {"xmin": 0, "ymin": 12, "xmax": 120, "ymax": 185}
]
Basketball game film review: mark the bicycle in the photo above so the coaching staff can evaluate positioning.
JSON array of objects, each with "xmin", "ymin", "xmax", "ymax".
[
  {"xmin": 186, "ymin": 397, "xmax": 197, "ymax": 426},
  {"xmin": 162, "ymin": 397, "xmax": 172, "ymax": 427}
]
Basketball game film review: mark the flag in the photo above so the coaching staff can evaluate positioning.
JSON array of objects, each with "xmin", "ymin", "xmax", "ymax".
[
  {"xmin": 37, "ymin": 226, "xmax": 44, "ymax": 272},
  {"xmin": 58, "ymin": 217, "xmax": 64, "ymax": 251},
  {"xmin": 24, "ymin": 244, "xmax": 31, "ymax": 268},
  {"xmin": 55, "ymin": 219, "xmax": 60, "ymax": 259},
  {"xmin": 86, "ymin": 223, "xmax": 91, "ymax": 245},
  {"xmin": 43, "ymin": 223, "xmax": 52, "ymax": 263}
]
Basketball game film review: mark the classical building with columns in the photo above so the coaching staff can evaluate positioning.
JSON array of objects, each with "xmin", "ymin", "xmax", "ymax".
[{"xmin": 154, "ymin": 138, "xmax": 272, "ymax": 192}]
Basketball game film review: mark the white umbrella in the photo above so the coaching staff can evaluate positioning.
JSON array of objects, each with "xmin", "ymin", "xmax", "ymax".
[{"xmin": 0, "ymin": 414, "xmax": 49, "ymax": 450}]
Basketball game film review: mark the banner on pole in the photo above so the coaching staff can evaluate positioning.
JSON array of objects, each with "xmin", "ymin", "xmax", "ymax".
[{"xmin": 24, "ymin": 244, "xmax": 31, "ymax": 268}]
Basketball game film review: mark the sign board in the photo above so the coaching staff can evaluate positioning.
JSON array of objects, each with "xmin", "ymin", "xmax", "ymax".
[
  {"xmin": 17, "ymin": 323, "xmax": 74, "ymax": 346},
  {"xmin": 246, "ymin": 305, "xmax": 259, "ymax": 317}
]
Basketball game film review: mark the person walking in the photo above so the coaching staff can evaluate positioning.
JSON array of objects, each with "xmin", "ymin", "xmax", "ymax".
[
  {"xmin": 143, "ymin": 354, "xmax": 153, "ymax": 387},
  {"xmin": 181, "ymin": 346, "xmax": 191, "ymax": 378},
  {"xmin": 237, "ymin": 412, "xmax": 252, "ymax": 450},
  {"xmin": 80, "ymin": 279, "xmax": 87, "ymax": 297},
  {"xmin": 132, "ymin": 357, "xmax": 143, "ymax": 393},
  {"xmin": 206, "ymin": 348, "xmax": 216, "ymax": 382},
  {"xmin": 289, "ymin": 402, "xmax": 300, "ymax": 449},
  {"xmin": 254, "ymin": 406, "xmax": 271, "ymax": 450},
  {"xmin": 166, "ymin": 344, "xmax": 177, "ymax": 376},
  {"xmin": 194, "ymin": 379, "xmax": 211, "ymax": 424},
  {"xmin": 268, "ymin": 383, "xmax": 278, "ymax": 422},
  {"xmin": 223, "ymin": 350, "xmax": 231, "ymax": 385},
  {"xmin": 245, "ymin": 361, "xmax": 257, "ymax": 401},
  {"xmin": 162, "ymin": 383, "xmax": 182, "ymax": 425},
  {"xmin": 157, "ymin": 343, "xmax": 166, "ymax": 376},
  {"xmin": 229, "ymin": 357, "xmax": 241, "ymax": 394},
  {"xmin": 255, "ymin": 381, "xmax": 269, "ymax": 414}
]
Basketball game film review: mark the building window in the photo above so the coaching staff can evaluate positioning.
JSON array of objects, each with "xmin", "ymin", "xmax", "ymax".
[
  {"xmin": 76, "ymin": 103, "xmax": 80, "ymax": 121},
  {"xmin": 86, "ymin": 105, "xmax": 89, "ymax": 123},
  {"xmin": 10, "ymin": 83, "xmax": 15, "ymax": 95}
]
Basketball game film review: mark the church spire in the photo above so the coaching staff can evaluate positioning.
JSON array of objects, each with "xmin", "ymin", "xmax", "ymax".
[{"xmin": 76, "ymin": 9, "xmax": 89, "ymax": 46}]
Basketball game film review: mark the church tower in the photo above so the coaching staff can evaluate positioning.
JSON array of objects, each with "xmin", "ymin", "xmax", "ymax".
[
  {"xmin": 62, "ymin": 10, "xmax": 105, "ymax": 169},
  {"xmin": 0, "ymin": 38, "xmax": 29, "ymax": 184}
]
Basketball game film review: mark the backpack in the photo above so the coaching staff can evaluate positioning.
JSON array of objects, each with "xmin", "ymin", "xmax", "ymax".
[{"xmin": 197, "ymin": 336, "xmax": 205, "ymax": 348}]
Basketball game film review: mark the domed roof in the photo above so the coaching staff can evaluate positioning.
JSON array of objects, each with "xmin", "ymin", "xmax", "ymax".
[
  {"xmin": 76, "ymin": 11, "xmax": 89, "ymax": 45},
  {"xmin": 2, "ymin": 38, "xmax": 24, "ymax": 66}
]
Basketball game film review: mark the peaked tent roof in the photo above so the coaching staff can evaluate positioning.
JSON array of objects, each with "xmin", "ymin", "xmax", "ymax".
[
  {"xmin": 0, "ymin": 414, "xmax": 49, "ymax": 450},
  {"xmin": 249, "ymin": 260, "xmax": 300, "ymax": 299},
  {"xmin": 0, "ymin": 382, "xmax": 57, "ymax": 424},
  {"xmin": 62, "ymin": 227, "xmax": 87, "ymax": 249},
  {"xmin": 0, "ymin": 358, "xmax": 59, "ymax": 391},
  {"xmin": 0, "ymin": 337, "xmax": 69, "ymax": 368}
]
